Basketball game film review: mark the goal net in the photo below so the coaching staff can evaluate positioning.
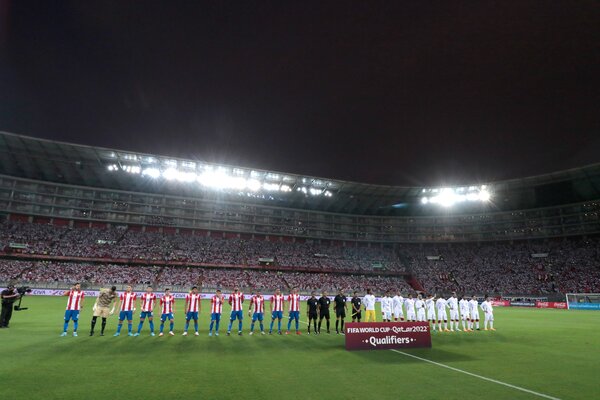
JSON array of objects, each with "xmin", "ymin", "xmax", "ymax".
[{"xmin": 565, "ymin": 293, "xmax": 600, "ymax": 310}]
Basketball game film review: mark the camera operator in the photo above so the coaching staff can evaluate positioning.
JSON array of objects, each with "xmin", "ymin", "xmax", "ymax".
[{"xmin": 1, "ymin": 284, "xmax": 21, "ymax": 328}]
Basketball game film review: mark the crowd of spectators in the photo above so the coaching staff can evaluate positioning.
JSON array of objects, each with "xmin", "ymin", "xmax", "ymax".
[
  {"xmin": 0, "ymin": 221, "xmax": 401, "ymax": 272},
  {"xmin": 1, "ymin": 221, "xmax": 599, "ymax": 295},
  {"xmin": 401, "ymin": 238, "xmax": 600, "ymax": 295},
  {"xmin": 0, "ymin": 260, "xmax": 408, "ymax": 294},
  {"xmin": 0, "ymin": 260, "xmax": 158, "ymax": 286}
]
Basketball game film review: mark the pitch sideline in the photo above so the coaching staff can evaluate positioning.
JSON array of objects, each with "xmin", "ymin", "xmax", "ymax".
[
  {"xmin": 389, "ymin": 349, "xmax": 562, "ymax": 400},
  {"xmin": 297, "ymin": 318, "xmax": 561, "ymax": 400}
]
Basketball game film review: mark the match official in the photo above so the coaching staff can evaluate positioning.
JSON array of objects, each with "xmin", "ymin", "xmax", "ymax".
[
  {"xmin": 351, "ymin": 291, "xmax": 362, "ymax": 322},
  {"xmin": 334, "ymin": 289, "xmax": 347, "ymax": 334},
  {"xmin": 317, "ymin": 291, "xmax": 331, "ymax": 334},
  {"xmin": 306, "ymin": 292, "xmax": 319, "ymax": 334}
]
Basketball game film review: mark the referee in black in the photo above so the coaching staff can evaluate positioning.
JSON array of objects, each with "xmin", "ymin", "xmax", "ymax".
[
  {"xmin": 306, "ymin": 292, "xmax": 319, "ymax": 334},
  {"xmin": 334, "ymin": 289, "xmax": 347, "ymax": 334},
  {"xmin": 351, "ymin": 291, "xmax": 362, "ymax": 322},
  {"xmin": 317, "ymin": 291, "xmax": 331, "ymax": 334}
]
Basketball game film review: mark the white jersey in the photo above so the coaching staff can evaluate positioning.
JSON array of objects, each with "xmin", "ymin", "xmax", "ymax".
[
  {"xmin": 436, "ymin": 298, "xmax": 447, "ymax": 311},
  {"xmin": 480, "ymin": 300, "xmax": 494, "ymax": 314},
  {"xmin": 447, "ymin": 297, "xmax": 458, "ymax": 312},
  {"xmin": 415, "ymin": 299, "xmax": 426, "ymax": 321},
  {"xmin": 425, "ymin": 298, "xmax": 436, "ymax": 313},
  {"xmin": 363, "ymin": 294, "xmax": 376, "ymax": 311},
  {"xmin": 415, "ymin": 299, "xmax": 425, "ymax": 311},
  {"xmin": 404, "ymin": 298, "xmax": 416, "ymax": 315},
  {"xmin": 425, "ymin": 298, "xmax": 436, "ymax": 320},
  {"xmin": 392, "ymin": 295, "xmax": 404, "ymax": 312},
  {"xmin": 380, "ymin": 296, "xmax": 393, "ymax": 313},
  {"xmin": 459, "ymin": 299, "xmax": 470, "ymax": 316},
  {"xmin": 469, "ymin": 299, "xmax": 480, "ymax": 319},
  {"xmin": 436, "ymin": 298, "xmax": 448, "ymax": 320}
]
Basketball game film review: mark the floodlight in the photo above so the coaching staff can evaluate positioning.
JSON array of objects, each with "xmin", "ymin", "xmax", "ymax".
[
  {"xmin": 479, "ymin": 190, "xmax": 491, "ymax": 201},
  {"xmin": 142, "ymin": 168, "xmax": 160, "ymax": 178}
]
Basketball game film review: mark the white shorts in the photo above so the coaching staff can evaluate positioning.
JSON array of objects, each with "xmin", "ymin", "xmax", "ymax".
[
  {"xmin": 484, "ymin": 313, "xmax": 494, "ymax": 322},
  {"xmin": 437, "ymin": 310, "xmax": 448, "ymax": 321},
  {"xmin": 449, "ymin": 310, "xmax": 459, "ymax": 320},
  {"xmin": 461, "ymin": 312, "xmax": 470, "ymax": 321},
  {"xmin": 406, "ymin": 312, "xmax": 416, "ymax": 321},
  {"xmin": 471, "ymin": 312, "xmax": 480, "ymax": 321},
  {"xmin": 417, "ymin": 310, "xmax": 426, "ymax": 321},
  {"xmin": 427, "ymin": 310, "xmax": 436, "ymax": 321},
  {"xmin": 393, "ymin": 307, "xmax": 404, "ymax": 319},
  {"xmin": 382, "ymin": 311, "xmax": 392, "ymax": 320}
]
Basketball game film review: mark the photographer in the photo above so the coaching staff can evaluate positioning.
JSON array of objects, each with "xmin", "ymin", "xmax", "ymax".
[{"xmin": 1, "ymin": 284, "xmax": 21, "ymax": 328}]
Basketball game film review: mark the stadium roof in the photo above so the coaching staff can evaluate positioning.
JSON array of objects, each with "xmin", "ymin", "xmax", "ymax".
[{"xmin": 1, "ymin": 131, "xmax": 599, "ymax": 216}]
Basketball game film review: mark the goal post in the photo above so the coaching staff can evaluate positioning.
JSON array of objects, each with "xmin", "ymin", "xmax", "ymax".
[{"xmin": 565, "ymin": 293, "xmax": 600, "ymax": 310}]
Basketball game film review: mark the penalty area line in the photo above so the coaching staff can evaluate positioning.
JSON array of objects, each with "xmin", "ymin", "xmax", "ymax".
[{"xmin": 389, "ymin": 349, "xmax": 561, "ymax": 400}]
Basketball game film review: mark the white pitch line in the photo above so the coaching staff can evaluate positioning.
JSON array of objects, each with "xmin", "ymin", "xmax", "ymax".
[{"xmin": 389, "ymin": 349, "xmax": 562, "ymax": 400}]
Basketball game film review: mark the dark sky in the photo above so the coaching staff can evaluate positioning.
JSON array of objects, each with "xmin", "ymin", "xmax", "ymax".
[{"xmin": 0, "ymin": 1, "xmax": 599, "ymax": 186}]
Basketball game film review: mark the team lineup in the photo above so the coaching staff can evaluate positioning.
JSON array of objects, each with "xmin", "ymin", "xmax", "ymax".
[{"xmin": 60, "ymin": 284, "xmax": 497, "ymax": 338}]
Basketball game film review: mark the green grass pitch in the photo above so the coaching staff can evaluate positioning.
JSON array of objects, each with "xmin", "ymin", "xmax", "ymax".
[{"xmin": 1, "ymin": 296, "xmax": 599, "ymax": 400}]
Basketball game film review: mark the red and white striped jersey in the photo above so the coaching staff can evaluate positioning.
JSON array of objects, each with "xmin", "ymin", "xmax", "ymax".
[
  {"xmin": 140, "ymin": 293, "xmax": 157, "ymax": 312},
  {"xmin": 119, "ymin": 292, "xmax": 136, "ymax": 311},
  {"xmin": 271, "ymin": 294, "xmax": 285, "ymax": 311},
  {"xmin": 160, "ymin": 295, "xmax": 175, "ymax": 314},
  {"xmin": 287, "ymin": 294, "xmax": 300, "ymax": 312},
  {"xmin": 210, "ymin": 295, "xmax": 223, "ymax": 314},
  {"xmin": 250, "ymin": 295, "xmax": 265, "ymax": 313},
  {"xmin": 65, "ymin": 290, "xmax": 84, "ymax": 311},
  {"xmin": 185, "ymin": 293, "xmax": 201, "ymax": 312},
  {"xmin": 229, "ymin": 292, "xmax": 244, "ymax": 311}
]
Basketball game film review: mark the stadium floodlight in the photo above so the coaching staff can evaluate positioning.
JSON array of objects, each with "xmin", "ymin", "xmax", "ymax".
[
  {"xmin": 479, "ymin": 189, "xmax": 491, "ymax": 201},
  {"xmin": 122, "ymin": 165, "xmax": 141, "ymax": 174},
  {"xmin": 107, "ymin": 162, "xmax": 334, "ymax": 198},
  {"xmin": 142, "ymin": 168, "xmax": 160, "ymax": 178},
  {"xmin": 262, "ymin": 182, "xmax": 280, "ymax": 191},
  {"xmin": 163, "ymin": 159, "xmax": 178, "ymax": 168},
  {"xmin": 421, "ymin": 185, "xmax": 492, "ymax": 207},
  {"xmin": 162, "ymin": 168, "xmax": 180, "ymax": 181}
]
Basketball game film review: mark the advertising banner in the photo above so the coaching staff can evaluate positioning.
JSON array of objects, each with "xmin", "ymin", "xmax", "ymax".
[
  {"xmin": 535, "ymin": 301, "xmax": 568, "ymax": 309},
  {"xmin": 510, "ymin": 301, "xmax": 536, "ymax": 307},
  {"xmin": 345, "ymin": 322, "xmax": 431, "ymax": 351},
  {"xmin": 491, "ymin": 300, "xmax": 511, "ymax": 307},
  {"xmin": 568, "ymin": 303, "xmax": 600, "ymax": 310}
]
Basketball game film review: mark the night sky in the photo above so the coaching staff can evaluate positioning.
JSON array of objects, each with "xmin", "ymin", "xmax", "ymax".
[{"xmin": 0, "ymin": 1, "xmax": 599, "ymax": 186}]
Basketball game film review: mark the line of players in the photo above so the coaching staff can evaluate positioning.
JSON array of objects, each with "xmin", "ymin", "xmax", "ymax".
[
  {"xmin": 378, "ymin": 290, "xmax": 496, "ymax": 332},
  {"xmin": 60, "ymin": 283, "xmax": 495, "ymax": 337},
  {"xmin": 60, "ymin": 283, "xmax": 358, "ymax": 337}
]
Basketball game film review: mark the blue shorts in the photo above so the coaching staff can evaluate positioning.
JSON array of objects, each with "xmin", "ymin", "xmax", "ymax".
[
  {"xmin": 211, "ymin": 313, "xmax": 221, "ymax": 322},
  {"xmin": 289, "ymin": 311, "xmax": 300, "ymax": 320},
  {"xmin": 252, "ymin": 312, "xmax": 264, "ymax": 322},
  {"xmin": 140, "ymin": 311, "xmax": 153, "ymax": 319},
  {"xmin": 272, "ymin": 310, "xmax": 283, "ymax": 320},
  {"xmin": 230, "ymin": 310, "xmax": 243, "ymax": 321},
  {"xmin": 161, "ymin": 313, "xmax": 174, "ymax": 322},
  {"xmin": 64, "ymin": 310, "xmax": 80, "ymax": 321},
  {"xmin": 119, "ymin": 310, "xmax": 133, "ymax": 321},
  {"xmin": 186, "ymin": 311, "xmax": 199, "ymax": 321}
]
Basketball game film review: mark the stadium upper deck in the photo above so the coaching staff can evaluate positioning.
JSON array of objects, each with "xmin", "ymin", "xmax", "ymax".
[{"xmin": 0, "ymin": 131, "xmax": 598, "ymax": 242}]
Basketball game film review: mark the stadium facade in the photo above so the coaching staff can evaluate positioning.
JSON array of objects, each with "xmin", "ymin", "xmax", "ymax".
[{"xmin": 0, "ymin": 131, "xmax": 598, "ymax": 244}]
